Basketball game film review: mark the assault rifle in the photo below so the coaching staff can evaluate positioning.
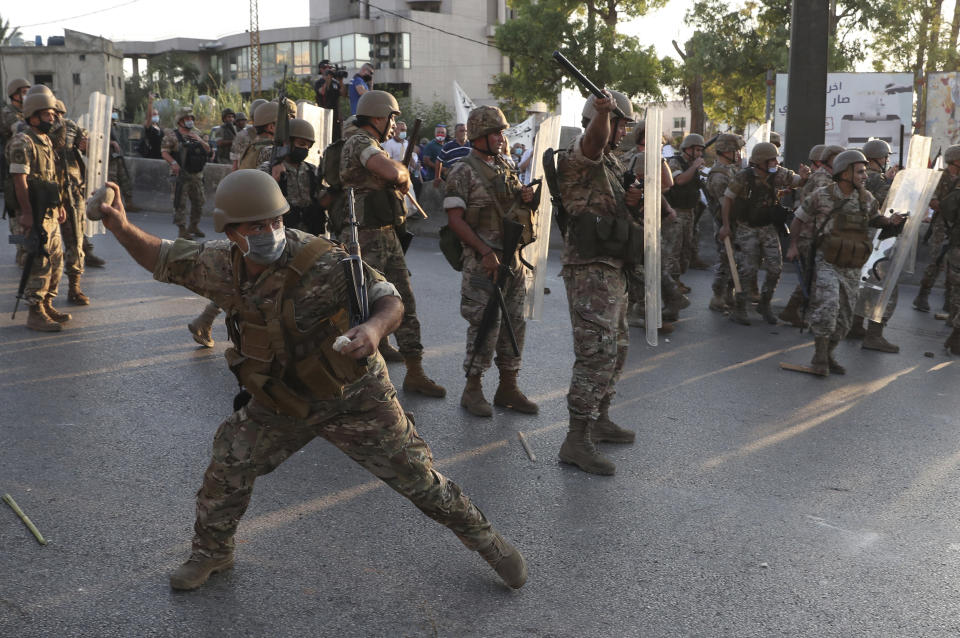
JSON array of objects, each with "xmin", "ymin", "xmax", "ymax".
[
  {"xmin": 395, "ymin": 117, "xmax": 423, "ymax": 253},
  {"xmin": 342, "ymin": 187, "xmax": 369, "ymax": 326},
  {"xmin": 11, "ymin": 179, "xmax": 58, "ymax": 319},
  {"xmin": 270, "ymin": 65, "xmax": 290, "ymax": 167},
  {"xmin": 465, "ymin": 218, "xmax": 522, "ymax": 376}
]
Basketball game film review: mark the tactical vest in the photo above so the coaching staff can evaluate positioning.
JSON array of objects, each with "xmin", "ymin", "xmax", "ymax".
[
  {"xmin": 665, "ymin": 155, "xmax": 700, "ymax": 209},
  {"xmin": 731, "ymin": 168, "xmax": 787, "ymax": 227},
  {"xmin": 461, "ymin": 154, "xmax": 536, "ymax": 245},
  {"xmin": 820, "ymin": 188, "xmax": 873, "ymax": 269},
  {"xmin": 221, "ymin": 237, "xmax": 368, "ymax": 418},
  {"xmin": 239, "ymin": 137, "xmax": 273, "ymax": 170}
]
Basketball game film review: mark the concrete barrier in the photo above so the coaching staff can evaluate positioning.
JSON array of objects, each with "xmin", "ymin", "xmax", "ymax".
[{"xmin": 126, "ymin": 157, "xmax": 232, "ymax": 214}]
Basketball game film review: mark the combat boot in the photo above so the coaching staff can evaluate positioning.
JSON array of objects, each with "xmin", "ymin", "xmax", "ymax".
[
  {"xmin": 477, "ymin": 532, "xmax": 527, "ymax": 589},
  {"xmin": 83, "ymin": 252, "xmax": 106, "ymax": 268},
  {"xmin": 847, "ymin": 315, "xmax": 866, "ymax": 339},
  {"xmin": 827, "ymin": 340, "xmax": 846, "ymax": 374},
  {"xmin": 42, "ymin": 298, "xmax": 71, "ymax": 323},
  {"xmin": 729, "ymin": 293, "xmax": 751, "ymax": 326},
  {"xmin": 810, "ymin": 337, "xmax": 830, "ymax": 376},
  {"xmin": 676, "ymin": 280, "xmax": 691, "ymax": 294},
  {"xmin": 778, "ymin": 292, "xmax": 803, "ymax": 327},
  {"xmin": 748, "ymin": 276, "xmax": 760, "ymax": 303},
  {"xmin": 913, "ymin": 288, "xmax": 931, "ymax": 312},
  {"xmin": 724, "ymin": 286, "xmax": 735, "ymax": 309},
  {"xmin": 402, "ymin": 355, "xmax": 446, "ymax": 398},
  {"xmin": 626, "ymin": 302, "xmax": 644, "ymax": 327},
  {"xmin": 945, "ymin": 328, "xmax": 960, "ymax": 355},
  {"xmin": 378, "ymin": 337, "xmax": 404, "ymax": 362},
  {"xmin": 187, "ymin": 223, "xmax": 205, "ymax": 238},
  {"xmin": 756, "ymin": 292, "xmax": 777, "ymax": 324},
  {"xmin": 558, "ymin": 418, "xmax": 616, "ymax": 475},
  {"xmin": 177, "ymin": 225, "xmax": 193, "ymax": 240},
  {"xmin": 460, "ymin": 374, "xmax": 492, "ymax": 417},
  {"xmin": 169, "ymin": 552, "xmax": 235, "ymax": 591},
  {"xmin": 708, "ymin": 292, "xmax": 727, "ymax": 312},
  {"xmin": 67, "ymin": 273, "xmax": 90, "ymax": 305},
  {"xmin": 26, "ymin": 304, "xmax": 62, "ymax": 332},
  {"xmin": 493, "ymin": 368, "xmax": 538, "ymax": 414},
  {"xmin": 187, "ymin": 303, "xmax": 220, "ymax": 348},
  {"xmin": 658, "ymin": 321, "xmax": 675, "ymax": 334},
  {"xmin": 862, "ymin": 321, "xmax": 899, "ymax": 353},
  {"xmin": 662, "ymin": 302, "xmax": 679, "ymax": 322},
  {"xmin": 592, "ymin": 398, "xmax": 635, "ymax": 444}
]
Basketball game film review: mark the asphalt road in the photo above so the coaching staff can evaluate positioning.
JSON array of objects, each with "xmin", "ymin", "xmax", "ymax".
[{"xmin": 1, "ymin": 212, "xmax": 958, "ymax": 638}]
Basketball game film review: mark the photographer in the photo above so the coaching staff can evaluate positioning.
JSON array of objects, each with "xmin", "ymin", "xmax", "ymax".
[{"xmin": 314, "ymin": 60, "xmax": 347, "ymax": 139}]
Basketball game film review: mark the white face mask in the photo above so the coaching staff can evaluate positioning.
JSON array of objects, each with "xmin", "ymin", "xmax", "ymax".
[
  {"xmin": 184, "ymin": 120, "xmax": 195, "ymax": 129},
  {"xmin": 151, "ymin": 115, "xmax": 160, "ymax": 123},
  {"xmin": 398, "ymin": 131, "xmax": 407, "ymax": 140},
  {"xmin": 240, "ymin": 225, "xmax": 286, "ymax": 264},
  {"xmin": 767, "ymin": 165, "xmax": 778, "ymax": 174}
]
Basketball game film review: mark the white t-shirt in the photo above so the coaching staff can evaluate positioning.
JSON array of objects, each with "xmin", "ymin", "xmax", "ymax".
[
  {"xmin": 519, "ymin": 148, "xmax": 534, "ymax": 184},
  {"xmin": 382, "ymin": 137, "xmax": 407, "ymax": 163}
]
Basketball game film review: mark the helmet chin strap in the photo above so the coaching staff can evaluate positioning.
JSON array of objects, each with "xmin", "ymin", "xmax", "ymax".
[
  {"xmin": 608, "ymin": 115, "xmax": 622, "ymax": 150},
  {"xmin": 474, "ymin": 132, "xmax": 501, "ymax": 157},
  {"xmin": 372, "ymin": 115, "xmax": 394, "ymax": 143}
]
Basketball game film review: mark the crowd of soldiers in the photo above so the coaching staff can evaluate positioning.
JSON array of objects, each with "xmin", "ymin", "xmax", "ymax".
[{"xmin": 5, "ymin": 76, "xmax": 960, "ymax": 592}]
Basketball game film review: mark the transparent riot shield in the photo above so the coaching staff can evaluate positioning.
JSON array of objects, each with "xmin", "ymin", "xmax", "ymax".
[
  {"xmin": 296, "ymin": 102, "xmax": 332, "ymax": 168},
  {"xmin": 522, "ymin": 114, "xmax": 562, "ymax": 320},
  {"xmin": 80, "ymin": 91, "xmax": 112, "ymax": 236},
  {"xmin": 644, "ymin": 107, "xmax": 663, "ymax": 346},
  {"xmin": 857, "ymin": 166, "xmax": 941, "ymax": 323}
]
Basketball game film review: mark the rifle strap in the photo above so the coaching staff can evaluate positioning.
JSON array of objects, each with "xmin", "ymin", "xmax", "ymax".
[{"xmin": 285, "ymin": 237, "xmax": 334, "ymax": 288}]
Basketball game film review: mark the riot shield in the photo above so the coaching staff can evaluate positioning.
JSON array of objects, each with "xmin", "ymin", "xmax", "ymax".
[
  {"xmin": 522, "ymin": 114, "xmax": 562, "ymax": 320},
  {"xmin": 743, "ymin": 121, "xmax": 771, "ymax": 165},
  {"xmin": 80, "ymin": 92, "xmax": 112, "ymax": 236},
  {"xmin": 857, "ymin": 165, "xmax": 940, "ymax": 323},
  {"xmin": 643, "ymin": 107, "xmax": 663, "ymax": 346},
  {"xmin": 296, "ymin": 102, "xmax": 331, "ymax": 168}
]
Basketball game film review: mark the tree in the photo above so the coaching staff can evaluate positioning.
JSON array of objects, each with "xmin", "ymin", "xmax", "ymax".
[
  {"xmin": 492, "ymin": 0, "xmax": 669, "ymax": 110},
  {"xmin": 0, "ymin": 14, "xmax": 21, "ymax": 45}
]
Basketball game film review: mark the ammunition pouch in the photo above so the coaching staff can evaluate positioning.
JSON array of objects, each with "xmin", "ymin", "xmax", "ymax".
[
  {"xmin": 821, "ymin": 208, "xmax": 871, "ymax": 269},
  {"xmin": 28, "ymin": 178, "xmax": 62, "ymax": 215},
  {"xmin": 361, "ymin": 189, "xmax": 404, "ymax": 228},
  {"xmin": 438, "ymin": 224, "xmax": 464, "ymax": 271},
  {"xmin": 569, "ymin": 213, "xmax": 644, "ymax": 263}
]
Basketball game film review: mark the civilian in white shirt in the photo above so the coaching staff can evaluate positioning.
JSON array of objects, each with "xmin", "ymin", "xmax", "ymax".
[{"xmin": 382, "ymin": 120, "xmax": 408, "ymax": 162}]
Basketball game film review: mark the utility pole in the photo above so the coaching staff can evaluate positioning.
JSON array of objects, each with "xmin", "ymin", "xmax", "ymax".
[
  {"xmin": 249, "ymin": 0, "xmax": 262, "ymax": 98},
  {"xmin": 783, "ymin": 0, "xmax": 828, "ymax": 169}
]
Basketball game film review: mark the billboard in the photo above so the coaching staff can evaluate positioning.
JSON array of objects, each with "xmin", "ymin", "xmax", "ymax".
[
  {"xmin": 774, "ymin": 72, "xmax": 914, "ymax": 159},
  {"xmin": 924, "ymin": 72, "xmax": 960, "ymax": 159}
]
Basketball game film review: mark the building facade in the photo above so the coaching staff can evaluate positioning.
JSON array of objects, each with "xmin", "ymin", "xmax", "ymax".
[
  {"xmin": 118, "ymin": 0, "xmax": 509, "ymax": 111},
  {"xmin": 0, "ymin": 29, "xmax": 126, "ymax": 117}
]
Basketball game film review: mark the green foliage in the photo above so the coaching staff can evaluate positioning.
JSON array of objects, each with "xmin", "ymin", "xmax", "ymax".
[
  {"xmin": 271, "ymin": 77, "xmax": 317, "ymax": 103},
  {"xmin": 492, "ymin": 0, "xmax": 669, "ymax": 109},
  {"xmin": 395, "ymin": 97, "xmax": 454, "ymax": 143},
  {"xmin": 0, "ymin": 14, "xmax": 21, "ymax": 45},
  {"xmin": 125, "ymin": 72, "xmax": 246, "ymax": 133}
]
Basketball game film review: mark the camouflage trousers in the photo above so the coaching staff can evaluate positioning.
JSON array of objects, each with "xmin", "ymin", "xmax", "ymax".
[
  {"xmin": 61, "ymin": 186, "xmax": 86, "ymax": 277},
  {"xmin": 561, "ymin": 263, "xmax": 629, "ymax": 421},
  {"xmin": 626, "ymin": 260, "xmax": 679, "ymax": 307},
  {"xmin": 460, "ymin": 247, "xmax": 526, "ymax": 376},
  {"xmin": 349, "ymin": 227, "xmax": 423, "ymax": 357},
  {"xmin": 733, "ymin": 224, "xmax": 782, "ymax": 296},
  {"xmin": 920, "ymin": 219, "xmax": 946, "ymax": 290},
  {"xmin": 712, "ymin": 215, "xmax": 731, "ymax": 295},
  {"xmin": 172, "ymin": 172, "xmax": 205, "ymax": 228},
  {"xmin": 671, "ymin": 207, "xmax": 696, "ymax": 274},
  {"xmin": 662, "ymin": 214, "xmax": 682, "ymax": 279},
  {"xmin": 808, "ymin": 252, "xmax": 860, "ymax": 340},
  {"xmin": 191, "ymin": 365, "xmax": 493, "ymax": 559},
  {"xmin": 945, "ymin": 247, "xmax": 960, "ymax": 329},
  {"xmin": 785, "ymin": 236, "xmax": 814, "ymax": 306},
  {"xmin": 23, "ymin": 214, "xmax": 64, "ymax": 306},
  {"xmin": 9, "ymin": 212, "xmax": 25, "ymax": 265},
  {"xmin": 108, "ymin": 156, "xmax": 133, "ymax": 202}
]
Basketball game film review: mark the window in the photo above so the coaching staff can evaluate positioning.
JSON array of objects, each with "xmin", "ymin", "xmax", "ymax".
[
  {"xmin": 673, "ymin": 117, "xmax": 686, "ymax": 130},
  {"xmin": 34, "ymin": 73, "xmax": 53, "ymax": 87},
  {"xmin": 373, "ymin": 33, "xmax": 411, "ymax": 70},
  {"xmin": 354, "ymin": 34, "xmax": 371, "ymax": 63},
  {"xmin": 79, "ymin": 54, "xmax": 86, "ymax": 61},
  {"xmin": 276, "ymin": 42, "xmax": 292, "ymax": 71},
  {"xmin": 73, "ymin": 73, "xmax": 81, "ymax": 85},
  {"xmin": 293, "ymin": 41, "xmax": 311, "ymax": 75}
]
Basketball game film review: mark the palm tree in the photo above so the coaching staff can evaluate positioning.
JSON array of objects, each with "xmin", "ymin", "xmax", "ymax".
[{"xmin": 0, "ymin": 15, "xmax": 22, "ymax": 46}]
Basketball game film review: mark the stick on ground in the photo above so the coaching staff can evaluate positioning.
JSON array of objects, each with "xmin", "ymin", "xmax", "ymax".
[{"xmin": 3, "ymin": 493, "xmax": 47, "ymax": 545}]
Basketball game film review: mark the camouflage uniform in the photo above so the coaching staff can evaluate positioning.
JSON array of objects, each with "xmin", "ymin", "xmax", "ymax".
[
  {"xmin": 705, "ymin": 160, "xmax": 737, "ymax": 298},
  {"xmin": 444, "ymin": 153, "xmax": 533, "ymax": 376},
  {"xmin": 557, "ymin": 134, "xmax": 633, "ymax": 422},
  {"xmin": 861, "ymin": 166, "xmax": 898, "ymax": 322},
  {"xmin": 229, "ymin": 125, "xmax": 253, "ymax": 165},
  {"xmin": 259, "ymin": 158, "xmax": 323, "ymax": 233},
  {"xmin": 238, "ymin": 133, "xmax": 272, "ymax": 171},
  {"xmin": 161, "ymin": 129, "xmax": 205, "ymax": 228},
  {"xmin": 724, "ymin": 166, "xmax": 802, "ymax": 297},
  {"xmin": 665, "ymin": 154, "xmax": 701, "ymax": 277},
  {"xmin": 942, "ymin": 196, "xmax": 960, "ymax": 329},
  {"xmin": 0, "ymin": 102, "xmax": 22, "ymax": 143},
  {"xmin": 794, "ymin": 183, "xmax": 879, "ymax": 339},
  {"xmin": 152, "ymin": 232, "xmax": 496, "ymax": 559},
  {"xmin": 52, "ymin": 118, "xmax": 87, "ymax": 276},
  {"xmin": 919, "ymin": 172, "xmax": 960, "ymax": 291},
  {"xmin": 6, "ymin": 127, "xmax": 64, "ymax": 306},
  {"xmin": 2, "ymin": 102, "xmax": 24, "ymax": 248},
  {"xmin": 215, "ymin": 122, "xmax": 236, "ymax": 164},
  {"xmin": 339, "ymin": 128, "xmax": 424, "ymax": 357}
]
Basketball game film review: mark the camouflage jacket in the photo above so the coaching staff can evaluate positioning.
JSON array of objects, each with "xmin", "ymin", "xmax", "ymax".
[
  {"xmin": 724, "ymin": 165, "xmax": 802, "ymax": 210},
  {"xmin": 705, "ymin": 161, "xmax": 737, "ymax": 213},
  {"xmin": 230, "ymin": 125, "xmax": 254, "ymax": 162},
  {"xmin": 51, "ymin": 118, "xmax": 87, "ymax": 186},
  {"xmin": 0, "ymin": 103, "xmax": 22, "ymax": 144},
  {"xmin": 795, "ymin": 182, "xmax": 878, "ymax": 238},
  {"xmin": 5, "ymin": 127, "xmax": 60, "ymax": 214},
  {"xmin": 795, "ymin": 166, "xmax": 831, "ymax": 205},
  {"xmin": 339, "ymin": 128, "xmax": 398, "ymax": 227},
  {"xmin": 865, "ymin": 167, "xmax": 892, "ymax": 208},
  {"xmin": 258, "ymin": 158, "xmax": 319, "ymax": 209}
]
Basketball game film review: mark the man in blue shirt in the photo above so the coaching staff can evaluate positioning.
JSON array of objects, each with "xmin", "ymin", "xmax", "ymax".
[
  {"xmin": 438, "ymin": 123, "xmax": 471, "ymax": 173},
  {"xmin": 421, "ymin": 124, "xmax": 447, "ymax": 181},
  {"xmin": 348, "ymin": 63, "xmax": 375, "ymax": 115}
]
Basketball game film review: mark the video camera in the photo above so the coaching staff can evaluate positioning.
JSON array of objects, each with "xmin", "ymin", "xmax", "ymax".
[{"xmin": 320, "ymin": 60, "xmax": 348, "ymax": 80}]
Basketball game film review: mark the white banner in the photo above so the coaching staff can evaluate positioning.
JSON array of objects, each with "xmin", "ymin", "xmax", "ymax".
[
  {"xmin": 507, "ymin": 115, "xmax": 537, "ymax": 153},
  {"xmin": 774, "ymin": 72, "xmax": 914, "ymax": 159},
  {"xmin": 923, "ymin": 72, "xmax": 960, "ymax": 160},
  {"xmin": 453, "ymin": 81, "xmax": 477, "ymax": 128}
]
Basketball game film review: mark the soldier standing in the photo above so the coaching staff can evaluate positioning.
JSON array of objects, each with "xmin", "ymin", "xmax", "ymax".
[
  {"xmin": 161, "ymin": 107, "xmax": 209, "ymax": 239},
  {"xmin": 229, "ymin": 98, "xmax": 264, "ymax": 171},
  {"xmin": 50, "ymin": 99, "xmax": 91, "ymax": 305},
  {"xmin": 705, "ymin": 133, "xmax": 744, "ymax": 312},
  {"xmin": 93, "ymin": 170, "xmax": 527, "ymax": 591},
  {"xmin": 261, "ymin": 117, "xmax": 325, "ymax": 235},
  {"xmin": 6, "ymin": 90, "xmax": 70, "ymax": 331},
  {"xmin": 339, "ymin": 90, "xmax": 445, "ymax": 398},
  {"xmin": 940, "ymin": 177, "xmax": 960, "ymax": 354},
  {"xmin": 236, "ymin": 101, "xmax": 277, "ymax": 170},
  {"xmin": 787, "ymin": 150, "xmax": 904, "ymax": 375},
  {"xmin": 215, "ymin": 108, "xmax": 237, "ymax": 164},
  {"xmin": 914, "ymin": 145, "xmax": 960, "ymax": 312},
  {"xmin": 443, "ymin": 105, "xmax": 538, "ymax": 417},
  {"xmin": 666, "ymin": 134, "xmax": 706, "ymax": 290},
  {"xmin": 718, "ymin": 142, "xmax": 809, "ymax": 325},
  {"xmin": 3, "ymin": 79, "xmax": 31, "ymax": 264},
  {"xmin": 555, "ymin": 91, "xmax": 642, "ymax": 476}
]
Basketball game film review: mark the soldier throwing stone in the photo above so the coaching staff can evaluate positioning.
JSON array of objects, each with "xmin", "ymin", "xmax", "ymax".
[
  {"xmin": 444, "ymin": 105, "xmax": 539, "ymax": 417},
  {"xmin": 94, "ymin": 170, "xmax": 527, "ymax": 591}
]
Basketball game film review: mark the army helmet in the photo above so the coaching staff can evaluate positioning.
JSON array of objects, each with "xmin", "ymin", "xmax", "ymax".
[
  {"xmin": 6, "ymin": 78, "xmax": 30, "ymax": 99},
  {"xmin": 27, "ymin": 84, "xmax": 54, "ymax": 97},
  {"xmin": 356, "ymin": 90, "xmax": 401, "ymax": 118},
  {"xmin": 253, "ymin": 101, "xmax": 279, "ymax": 127},
  {"xmin": 249, "ymin": 98, "xmax": 267, "ymax": 117},
  {"xmin": 749, "ymin": 142, "xmax": 779, "ymax": 165},
  {"xmin": 769, "ymin": 131, "xmax": 782, "ymax": 147},
  {"xmin": 714, "ymin": 133, "xmax": 743, "ymax": 153},
  {"xmin": 222, "ymin": 107, "xmax": 235, "ymax": 118},
  {"xmin": 235, "ymin": 111, "xmax": 247, "ymax": 122},
  {"xmin": 943, "ymin": 145, "xmax": 960, "ymax": 164},
  {"xmin": 288, "ymin": 118, "xmax": 315, "ymax": 144},
  {"xmin": 213, "ymin": 169, "xmax": 290, "ymax": 233},
  {"xmin": 467, "ymin": 105, "xmax": 509, "ymax": 141},
  {"xmin": 176, "ymin": 106, "xmax": 194, "ymax": 125},
  {"xmin": 581, "ymin": 90, "xmax": 635, "ymax": 122},
  {"xmin": 819, "ymin": 144, "xmax": 845, "ymax": 164},
  {"xmin": 54, "ymin": 99, "xmax": 67, "ymax": 114},
  {"xmin": 832, "ymin": 149, "xmax": 867, "ymax": 176},
  {"xmin": 862, "ymin": 139, "xmax": 891, "ymax": 159},
  {"xmin": 22, "ymin": 91, "xmax": 58, "ymax": 119},
  {"xmin": 808, "ymin": 144, "xmax": 826, "ymax": 162},
  {"xmin": 680, "ymin": 133, "xmax": 705, "ymax": 150}
]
